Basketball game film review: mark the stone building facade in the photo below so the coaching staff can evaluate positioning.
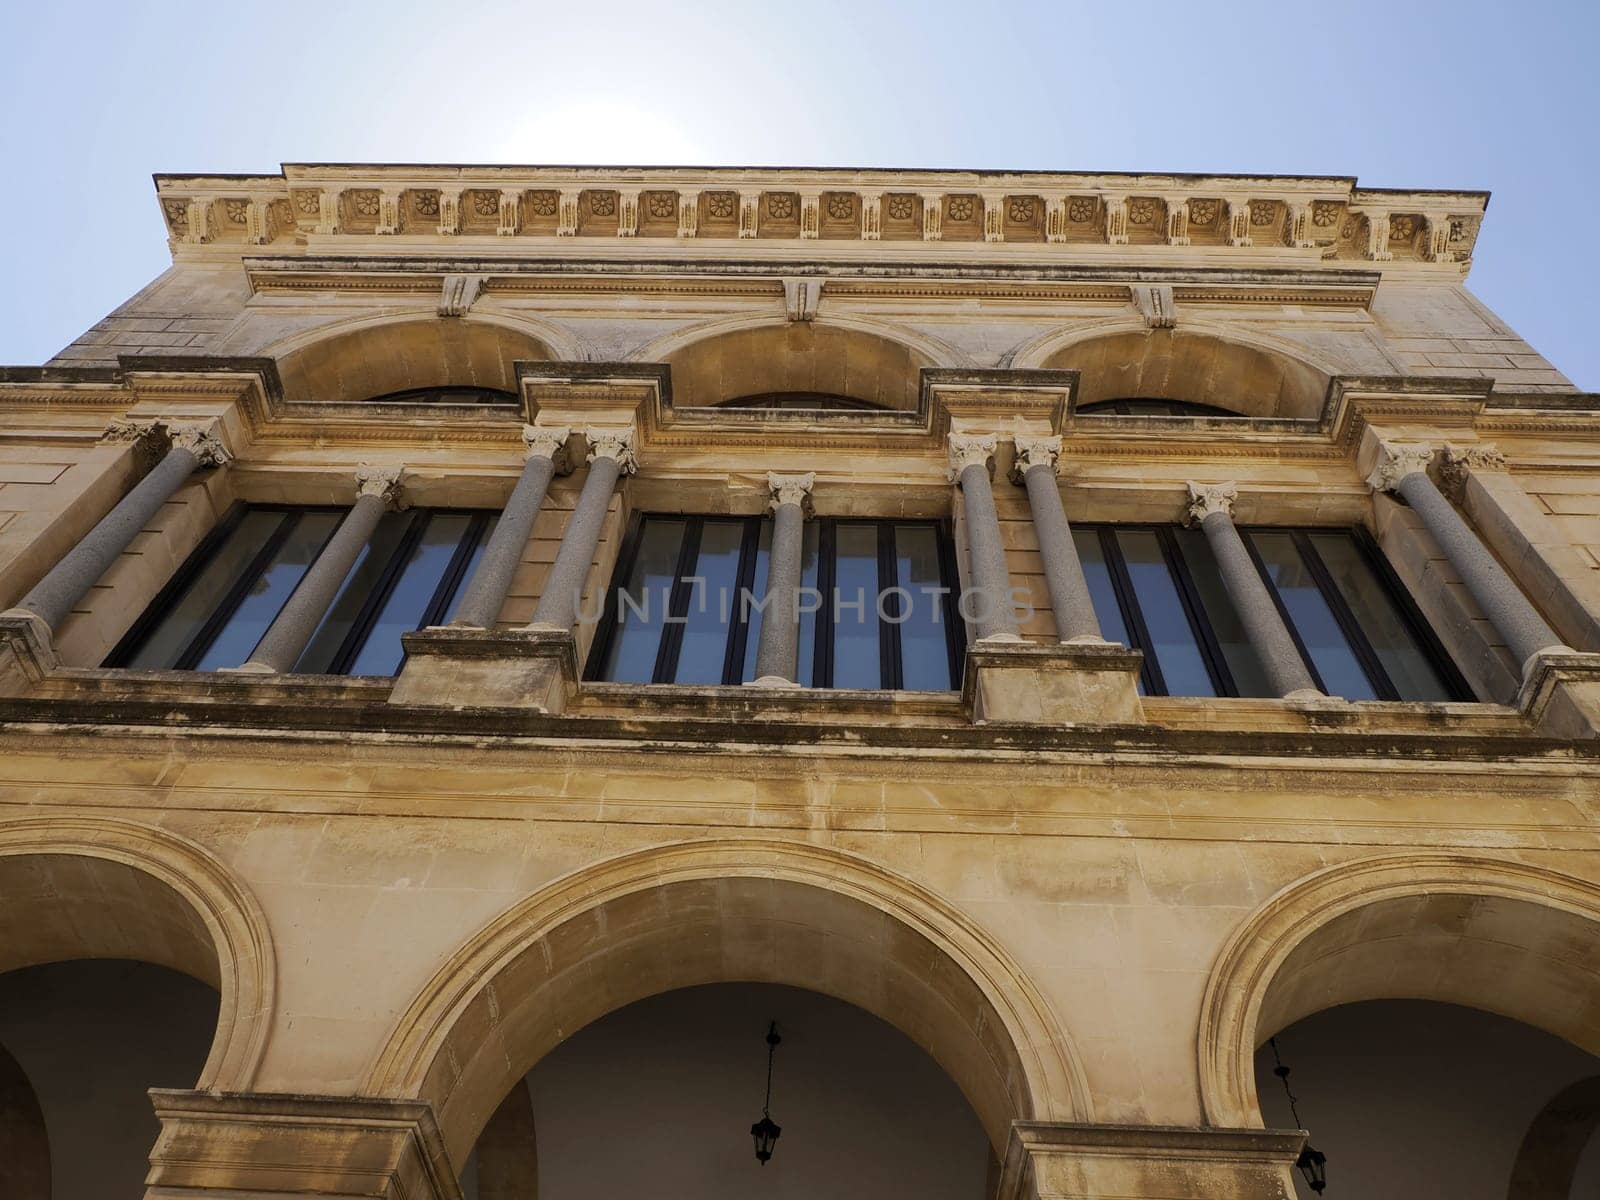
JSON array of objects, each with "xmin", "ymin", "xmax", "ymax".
[{"xmin": 0, "ymin": 165, "xmax": 1597, "ymax": 1199}]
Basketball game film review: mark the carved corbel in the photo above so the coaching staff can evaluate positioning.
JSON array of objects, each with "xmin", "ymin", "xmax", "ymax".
[
  {"xmin": 583, "ymin": 427, "xmax": 639, "ymax": 475},
  {"xmin": 861, "ymin": 192, "xmax": 882, "ymax": 240},
  {"xmin": 1103, "ymin": 195, "xmax": 1129, "ymax": 245},
  {"xmin": 1166, "ymin": 200, "xmax": 1190, "ymax": 246},
  {"xmin": 1284, "ymin": 202, "xmax": 1317, "ymax": 249},
  {"xmin": 437, "ymin": 189, "xmax": 462, "ymax": 236},
  {"xmin": 1438, "ymin": 442, "xmax": 1508, "ymax": 502},
  {"xmin": 1131, "ymin": 285, "xmax": 1176, "ymax": 329},
  {"xmin": 982, "ymin": 192, "xmax": 1005, "ymax": 242},
  {"xmin": 244, "ymin": 199, "xmax": 274, "ymax": 245},
  {"xmin": 182, "ymin": 198, "xmax": 215, "ymax": 244},
  {"xmin": 1045, "ymin": 196, "xmax": 1069, "ymax": 243},
  {"xmin": 1366, "ymin": 442, "xmax": 1436, "ymax": 494},
  {"xmin": 1422, "ymin": 213, "xmax": 1453, "ymax": 262},
  {"xmin": 311, "ymin": 189, "xmax": 341, "ymax": 236},
  {"xmin": 498, "ymin": 190, "xmax": 523, "ymax": 237},
  {"xmin": 1184, "ymin": 481, "xmax": 1238, "ymax": 525},
  {"xmin": 617, "ymin": 189, "xmax": 640, "ymax": 237},
  {"xmin": 677, "ymin": 191, "xmax": 699, "ymax": 238},
  {"xmin": 947, "ymin": 433, "xmax": 999, "ymax": 482},
  {"xmin": 798, "ymin": 191, "xmax": 821, "ymax": 239},
  {"xmin": 1360, "ymin": 212, "xmax": 1393, "ymax": 261},
  {"xmin": 1225, "ymin": 199, "xmax": 1253, "ymax": 247},
  {"xmin": 375, "ymin": 189, "xmax": 405, "ymax": 235},
  {"xmin": 921, "ymin": 193, "xmax": 943, "ymax": 241},
  {"xmin": 782, "ymin": 278, "xmax": 822, "ymax": 322},
  {"xmin": 738, "ymin": 192, "xmax": 760, "ymax": 238},
  {"xmin": 438, "ymin": 274, "xmax": 486, "ymax": 318}
]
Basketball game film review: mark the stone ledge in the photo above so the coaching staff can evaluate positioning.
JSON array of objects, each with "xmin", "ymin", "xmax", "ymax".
[
  {"xmin": 390, "ymin": 626, "xmax": 578, "ymax": 711},
  {"xmin": 1517, "ymin": 649, "xmax": 1600, "ymax": 738},
  {"xmin": 0, "ymin": 611, "xmax": 57, "ymax": 697},
  {"xmin": 963, "ymin": 639, "xmax": 1146, "ymax": 726}
]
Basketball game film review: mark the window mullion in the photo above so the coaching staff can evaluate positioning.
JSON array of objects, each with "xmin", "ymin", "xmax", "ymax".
[
  {"xmin": 878, "ymin": 523, "xmax": 901, "ymax": 690},
  {"xmin": 653, "ymin": 517, "xmax": 703, "ymax": 684},
  {"xmin": 1159, "ymin": 527, "xmax": 1238, "ymax": 697},
  {"xmin": 936, "ymin": 518, "xmax": 966, "ymax": 687},
  {"xmin": 720, "ymin": 517, "xmax": 762, "ymax": 685},
  {"xmin": 814, "ymin": 520, "xmax": 837, "ymax": 689}
]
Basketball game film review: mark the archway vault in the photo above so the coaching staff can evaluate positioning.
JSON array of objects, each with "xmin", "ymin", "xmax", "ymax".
[
  {"xmin": 0, "ymin": 815, "xmax": 276, "ymax": 1091},
  {"xmin": 1199, "ymin": 853, "xmax": 1600, "ymax": 1130},
  {"xmin": 364, "ymin": 838, "xmax": 1088, "ymax": 1165}
]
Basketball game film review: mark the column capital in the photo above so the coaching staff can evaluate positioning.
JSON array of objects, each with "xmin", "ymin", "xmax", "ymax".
[
  {"xmin": 1439, "ymin": 441, "xmax": 1507, "ymax": 502},
  {"xmin": 100, "ymin": 416, "xmax": 163, "ymax": 447},
  {"xmin": 522, "ymin": 424, "xmax": 572, "ymax": 467},
  {"xmin": 1367, "ymin": 442, "xmax": 1437, "ymax": 493},
  {"xmin": 355, "ymin": 463, "xmax": 406, "ymax": 507},
  {"xmin": 766, "ymin": 471, "xmax": 816, "ymax": 514},
  {"xmin": 947, "ymin": 432, "xmax": 998, "ymax": 481},
  {"xmin": 1009, "ymin": 434, "xmax": 1062, "ymax": 482},
  {"xmin": 1185, "ymin": 480, "xmax": 1238, "ymax": 524},
  {"xmin": 583, "ymin": 426, "xmax": 638, "ymax": 475},
  {"xmin": 166, "ymin": 421, "xmax": 233, "ymax": 468}
]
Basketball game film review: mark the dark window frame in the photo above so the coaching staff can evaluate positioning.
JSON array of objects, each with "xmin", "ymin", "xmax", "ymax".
[
  {"xmin": 1077, "ymin": 398, "xmax": 1242, "ymax": 418},
  {"xmin": 585, "ymin": 512, "xmax": 966, "ymax": 690}
]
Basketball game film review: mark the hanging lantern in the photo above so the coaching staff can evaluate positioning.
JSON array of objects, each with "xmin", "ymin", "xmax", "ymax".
[
  {"xmin": 1269, "ymin": 1037, "xmax": 1328, "ymax": 1195},
  {"xmin": 750, "ymin": 1021, "xmax": 783, "ymax": 1165}
]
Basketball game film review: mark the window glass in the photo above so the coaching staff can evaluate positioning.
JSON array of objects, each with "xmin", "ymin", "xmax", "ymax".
[
  {"xmin": 895, "ymin": 523, "xmax": 953, "ymax": 691},
  {"xmin": 831, "ymin": 524, "xmax": 882, "ymax": 689},
  {"xmin": 598, "ymin": 519, "xmax": 685, "ymax": 684},
  {"xmin": 740, "ymin": 521, "xmax": 773, "ymax": 683},
  {"xmin": 443, "ymin": 514, "xmax": 498, "ymax": 624},
  {"xmin": 1174, "ymin": 528, "xmax": 1274, "ymax": 697},
  {"xmin": 1248, "ymin": 532, "xmax": 1377, "ymax": 701},
  {"xmin": 122, "ymin": 509, "xmax": 289, "ymax": 670},
  {"xmin": 673, "ymin": 520, "xmax": 745, "ymax": 684},
  {"xmin": 345, "ymin": 513, "xmax": 477, "ymax": 677},
  {"xmin": 1114, "ymin": 529, "xmax": 1216, "ymax": 697},
  {"xmin": 192, "ymin": 512, "xmax": 343, "ymax": 671},
  {"xmin": 295, "ymin": 511, "xmax": 416, "ymax": 674},
  {"xmin": 1071, "ymin": 529, "xmax": 1131, "ymax": 648},
  {"xmin": 1309, "ymin": 532, "xmax": 1454, "ymax": 701},
  {"xmin": 796, "ymin": 521, "xmax": 821, "ymax": 688}
]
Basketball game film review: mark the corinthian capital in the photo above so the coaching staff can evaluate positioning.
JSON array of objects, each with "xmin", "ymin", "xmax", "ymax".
[
  {"xmin": 947, "ymin": 433, "xmax": 998, "ymax": 481},
  {"xmin": 166, "ymin": 422, "xmax": 233, "ymax": 468},
  {"xmin": 583, "ymin": 427, "xmax": 638, "ymax": 475},
  {"xmin": 1009, "ymin": 435, "xmax": 1062, "ymax": 483},
  {"xmin": 1438, "ymin": 442, "xmax": 1508, "ymax": 502},
  {"xmin": 355, "ymin": 463, "xmax": 406, "ymax": 507},
  {"xmin": 522, "ymin": 424, "xmax": 571, "ymax": 467},
  {"xmin": 1185, "ymin": 481, "xmax": 1238, "ymax": 524},
  {"xmin": 1367, "ymin": 443, "xmax": 1436, "ymax": 494},
  {"xmin": 767, "ymin": 471, "xmax": 816, "ymax": 514}
]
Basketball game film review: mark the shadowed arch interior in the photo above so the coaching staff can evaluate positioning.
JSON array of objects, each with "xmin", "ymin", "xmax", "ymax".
[
  {"xmin": 274, "ymin": 318, "xmax": 554, "ymax": 405},
  {"xmin": 665, "ymin": 323, "xmax": 929, "ymax": 410},
  {"xmin": 1043, "ymin": 328, "xmax": 1329, "ymax": 418}
]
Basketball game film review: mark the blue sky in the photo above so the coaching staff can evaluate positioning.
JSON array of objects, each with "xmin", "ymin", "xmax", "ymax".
[{"xmin": 3, "ymin": 0, "xmax": 1596, "ymax": 387}]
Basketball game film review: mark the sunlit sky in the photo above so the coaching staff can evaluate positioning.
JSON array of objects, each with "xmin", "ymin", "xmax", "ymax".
[{"xmin": 3, "ymin": 1, "xmax": 1596, "ymax": 387}]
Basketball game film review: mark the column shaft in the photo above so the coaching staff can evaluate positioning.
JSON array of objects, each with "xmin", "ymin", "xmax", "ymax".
[
  {"xmin": 530, "ymin": 455, "xmax": 623, "ymax": 632},
  {"xmin": 1197, "ymin": 509, "xmax": 1321, "ymax": 698},
  {"xmin": 1020, "ymin": 462, "xmax": 1102, "ymax": 641},
  {"xmin": 19, "ymin": 442, "xmax": 201, "ymax": 631},
  {"xmin": 957, "ymin": 460, "xmax": 1022, "ymax": 642},
  {"xmin": 243, "ymin": 492, "xmax": 389, "ymax": 672},
  {"xmin": 449, "ymin": 453, "xmax": 558, "ymax": 630},
  {"xmin": 753, "ymin": 499, "xmax": 805, "ymax": 682},
  {"xmin": 1396, "ymin": 469, "xmax": 1564, "ymax": 667}
]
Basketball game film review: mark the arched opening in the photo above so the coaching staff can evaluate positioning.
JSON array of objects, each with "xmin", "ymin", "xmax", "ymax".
[
  {"xmin": 367, "ymin": 841, "xmax": 1086, "ymax": 1175},
  {"xmin": 1041, "ymin": 328, "xmax": 1329, "ymax": 419},
  {"xmin": 663, "ymin": 324, "xmax": 930, "ymax": 410},
  {"xmin": 273, "ymin": 317, "xmax": 554, "ymax": 405},
  {"xmin": 459, "ymin": 982, "xmax": 991, "ymax": 1198}
]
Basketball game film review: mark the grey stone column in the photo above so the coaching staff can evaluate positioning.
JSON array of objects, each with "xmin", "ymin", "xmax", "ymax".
[
  {"xmin": 1186, "ymin": 482, "xmax": 1322, "ymax": 699},
  {"xmin": 1010, "ymin": 435, "xmax": 1103, "ymax": 642},
  {"xmin": 1371, "ymin": 442, "xmax": 1567, "ymax": 670},
  {"xmin": 750, "ymin": 472, "xmax": 815, "ymax": 685},
  {"xmin": 950, "ymin": 433, "xmax": 1022, "ymax": 642},
  {"xmin": 529, "ymin": 428, "xmax": 637, "ymax": 633},
  {"xmin": 238, "ymin": 465, "xmax": 405, "ymax": 673},
  {"xmin": 14, "ymin": 420, "xmax": 231, "ymax": 632},
  {"xmin": 448, "ymin": 425, "xmax": 570, "ymax": 630}
]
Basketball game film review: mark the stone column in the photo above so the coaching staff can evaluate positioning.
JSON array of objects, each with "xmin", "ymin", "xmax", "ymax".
[
  {"xmin": 448, "ymin": 425, "xmax": 570, "ymax": 630},
  {"xmin": 529, "ymin": 428, "xmax": 637, "ymax": 632},
  {"xmin": 750, "ymin": 471, "xmax": 815, "ymax": 685},
  {"xmin": 13, "ymin": 420, "xmax": 231, "ymax": 633},
  {"xmin": 237, "ymin": 465, "xmax": 405, "ymax": 673},
  {"xmin": 950, "ymin": 433, "xmax": 1022, "ymax": 642},
  {"xmin": 1370, "ymin": 443, "xmax": 1568, "ymax": 671},
  {"xmin": 1186, "ymin": 482, "xmax": 1322, "ymax": 699},
  {"xmin": 1010, "ymin": 435, "xmax": 1102, "ymax": 642}
]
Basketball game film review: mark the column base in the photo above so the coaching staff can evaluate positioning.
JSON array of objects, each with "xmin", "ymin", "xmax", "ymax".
[
  {"xmin": 997, "ymin": 1121, "xmax": 1306, "ymax": 1200},
  {"xmin": 145, "ymin": 1090, "xmax": 460, "ymax": 1200},
  {"xmin": 0, "ymin": 610, "xmax": 56, "ymax": 697},
  {"xmin": 1518, "ymin": 649, "xmax": 1600, "ymax": 738},
  {"xmin": 390, "ymin": 627, "xmax": 579, "ymax": 712},
  {"xmin": 963, "ymin": 640, "xmax": 1144, "ymax": 726}
]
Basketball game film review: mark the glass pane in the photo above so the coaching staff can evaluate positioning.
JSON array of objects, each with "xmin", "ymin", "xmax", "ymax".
[
  {"xmin": 1173, "ymin": 528, "xmax": 1275, "ymax": 698},
  {"xmin": 1248, "ymin": 532, "xmax": 1377, "ymax": 701},
  {"xmin": 1309, "ymin": 532, "xmax": 1456, "ymax": 701},
  {"xmin": 1114, "ymin": 529, "xmax": 1216, "ymax": 697},
  {"xmin": 831, "ymin": 524, "xmax": 882, "ymax": 689},
  {"xmin": 443, "ymin": 514, "xmax": 498, "ymax": 624},
  {"xmin": 740, "ymin": 521, "xmax": 773, "ymax": 683},
  {"xmin": 1072, "ymin": 529, "xmax": 1131, "ymax": 647},
  {"xmin": 597, "ymin": 519, "xmax": 685, "ymax": 683},
  {"xmin": 894, "ymin": 523, "xmax": 954, "ymax": 691},
  {"xmin": 673, "ymin": 520, "xmax": 745, "ymax": 684},
  {"xmin": 345, "ymin": 514, "xmax": 478, "ymax": 676},
  {"xmin": 294, "ymin": 511, "xmax": 416, "ymax": 674},
  {"xmin": 797, "ymin": 522, "xmax": 820, "ymax": 688},
  {"xmin": 121, "ymin": 509, "xmax": 289, "ymax": 669},
  {"xmin": 192, "ymin": 512, "xmax": 343, "ymax": 671}
]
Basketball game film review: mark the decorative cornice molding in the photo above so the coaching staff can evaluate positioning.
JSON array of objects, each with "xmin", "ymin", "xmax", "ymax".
[
  {"xmin": 766, "ymin": 471, "xmax": 816, "ymax": 514},
  {"xmin": 1367, "ymin": 442, "xmax": 1437, "ymax": 493},
  {"xmin": 1185, "ymin": 481, "xmax": 1238, "ymax": 524}
]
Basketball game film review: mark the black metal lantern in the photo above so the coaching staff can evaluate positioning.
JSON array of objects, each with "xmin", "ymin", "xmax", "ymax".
[
  {"xmin": 1269, "ymin": 1037, "xmax": 1327, "ymax": 1194},
  {"xmin": 750, "ymin": 1021, "xmax": 783, "ymax": 1165}
]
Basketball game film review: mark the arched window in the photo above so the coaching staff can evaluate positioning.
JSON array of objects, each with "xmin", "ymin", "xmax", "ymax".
[
  {"xmin": 1078, "ymin": 398, "xmax": 1241, "ymax": 417},
  {"xmin": 716, "ymin": 391, "xmax": 887, "ymax": 412},
  {"xmin": 361, "ymin": 386, "xmax": 518, "ymax": 406}
]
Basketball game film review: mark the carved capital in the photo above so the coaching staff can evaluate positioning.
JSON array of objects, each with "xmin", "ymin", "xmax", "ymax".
[
  {"xmin": 767, "ymin": 471, "xmax": 816, "ymax": 514},
  {"xmin": 522, "ymin": 424, "xmax": 571, "ymax": 467},
  {"xmin": 101, "ymin": 417, "xmax": 164, "ymax": 446},
  {"xmin": 583, "ymin": 427, "xmax": 638, "ymax": 475},
  {"xmin": 1009, "ymin": 435, "xmax": 1062, "ymax": 483},
  {"xmin": 947, "ymin": 433, "xmax": 999, "ymax": 481},
  {"xmin": 167, "ymin": 423, "xmax": 233, "ymax": 468},
  {"xmin": 1185, "ymin": 481, "xmax": 1238, "ymax": 524},
  {"xmin": 1439, "ymin": 442, "xmax": 1508, "ymax": 502},
  {"xmin": 1367, "ymin": 443, "xmax": 1436, "ymax": 494},
  {"xmin": 354, "ymin": 463, "xmax": 406, "ymax": 506}
]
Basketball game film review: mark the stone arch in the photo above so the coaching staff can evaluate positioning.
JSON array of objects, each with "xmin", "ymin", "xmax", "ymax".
[
  {"xmin": 1508, "ymin": 1074, "xmax": 1600, "ymax": 1199},
  {"xmin": 266, "ymin": 312, "xmax": 577, "ymax": 405},
  {"xmin": 635, "ymin": 315, "xmax": 968, "ymax": 409},
  {"xmin": 1199, "ymin": 853, "xmax": 1600, "ymax": 1129},
  {"xmin": 1011, "ymin": 321, "xmax": 1333, "ymax": 419},
  {"xmin": 365, "ymin": 838, "xmax": 1088, "ymax": 1166},
  {"xmin": 0, "ymin": 816, "xmax": 276, "ymax": 1091}
]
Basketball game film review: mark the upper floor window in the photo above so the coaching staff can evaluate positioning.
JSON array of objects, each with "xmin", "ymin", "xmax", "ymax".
[
  {"xmin": 106, "ymin": 504, "xmax": 497, "ymax": 675},
  {"xmin": 361, "ymin": 386, "xmax": 518, "ymax": 406},
  {"xmin": 586, "ymin": 515, "xmax": 965, "ymax": 690},
  {"xmin": 716, "ymin": 392, "xmax": 886, "ymax": 412},
  {"xmin": 1075, "ymin": 525, "xmax": 1470, "ymax": 701},
  {"xmin": 1077, "ymin": 398, "xmax": 1240, "ymax": 417}
]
